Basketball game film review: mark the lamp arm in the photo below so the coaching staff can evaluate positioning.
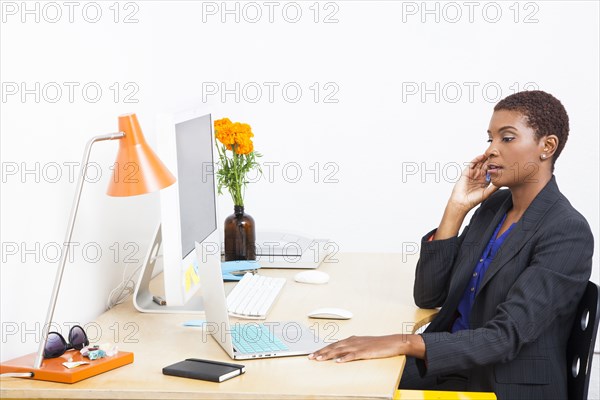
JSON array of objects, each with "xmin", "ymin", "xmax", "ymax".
[{"xmin": 33, "ymin": 132, "xmax": 125, "ymax": 369}]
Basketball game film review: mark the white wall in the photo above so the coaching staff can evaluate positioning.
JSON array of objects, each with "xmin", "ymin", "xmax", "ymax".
[{"xmin": 1, "ymin": 0, "xmax": 598, "ymax": 384}]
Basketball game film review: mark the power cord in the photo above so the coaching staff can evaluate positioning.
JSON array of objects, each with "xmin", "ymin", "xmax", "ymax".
[{"xmin": 106, "ymin": 262, "xmax": 143, "ymax": 310}]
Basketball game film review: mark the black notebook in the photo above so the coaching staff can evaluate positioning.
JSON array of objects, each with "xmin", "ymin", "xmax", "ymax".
[{"xmin": 163, "ymin": 358, "xmax": 245, "ymax": 383}]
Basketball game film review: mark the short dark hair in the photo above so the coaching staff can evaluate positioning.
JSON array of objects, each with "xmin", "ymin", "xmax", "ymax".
[{"xmin": 494, "ymin": 90, "xmax": 569, "ymax": 171}]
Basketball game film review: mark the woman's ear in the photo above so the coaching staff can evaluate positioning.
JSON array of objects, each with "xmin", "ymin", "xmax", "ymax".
[{"xmin": 541, "ymin": 135, "xmax": 559, "ymax": 159}]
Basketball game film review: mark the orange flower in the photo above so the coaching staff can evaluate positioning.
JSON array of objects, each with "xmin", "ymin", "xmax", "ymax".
[
  {"xmin": 214, "ymin": 118, "xmax": 232, "ymax": 130},
  {"xmin": 235, "ymin": 139, "xmax": 254, "ymax": 155},
  {"xmin": 214, "ymin": 119, "xmax": 235, "ymax": 147},
  {"xmin": 226, "ymin": 122, "xmax": 254, "ymax": 154},
  {"xmin": 217, "ymin": 126, "xmax": 235, "ymax": 146},
  {"xmin": 214, "ymin": 118, "xmax": 255, "ymax": 154}
]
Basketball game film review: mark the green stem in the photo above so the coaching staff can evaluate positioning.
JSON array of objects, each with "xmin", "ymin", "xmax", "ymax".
[
  {"xmin": 232, "ymin": 146, "xmax": 243, "ymax": 206},
  {"xmin": 215, "ymin": 138, "xmax": 260, "ymax": 208}
]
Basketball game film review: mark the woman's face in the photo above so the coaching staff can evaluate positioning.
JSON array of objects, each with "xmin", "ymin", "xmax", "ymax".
[{"xmin": 484, "ymin": 109, "xmax": 548, "ymax": 188}]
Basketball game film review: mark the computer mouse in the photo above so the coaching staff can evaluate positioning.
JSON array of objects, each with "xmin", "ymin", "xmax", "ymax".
[
  {"xmin": 294, "ymin": 270, "xmax": 330, "ymax": 284},
  {"xmin": 308, "ymin": 307, "xmax": 353, "ymax": 320}
]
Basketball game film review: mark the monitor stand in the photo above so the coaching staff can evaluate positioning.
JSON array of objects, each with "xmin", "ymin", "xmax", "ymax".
[{"xmin": 133, "ymin": 224, "xmax": 205, "ymax": 314}]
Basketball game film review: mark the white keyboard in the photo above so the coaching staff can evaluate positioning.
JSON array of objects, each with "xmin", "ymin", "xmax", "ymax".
[{"xmin": 226, "ymin": 273, "xmax": 286, "ymax": 319}]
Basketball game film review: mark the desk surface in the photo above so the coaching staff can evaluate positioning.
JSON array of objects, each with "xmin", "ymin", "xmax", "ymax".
[{"xmin": 1, "ymin": 253, "xmax": 437, "ymax": 399}]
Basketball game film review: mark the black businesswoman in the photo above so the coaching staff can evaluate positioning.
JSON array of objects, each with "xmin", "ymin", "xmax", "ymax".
[{"xmin": 309, "ymin": 91, "xmax": 594, "ymax": 400}]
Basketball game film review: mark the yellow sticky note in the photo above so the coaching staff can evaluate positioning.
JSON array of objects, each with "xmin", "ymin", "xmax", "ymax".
[{"xmin": 185, "ymin": 267, "xmax": 192, "ymax": 292}]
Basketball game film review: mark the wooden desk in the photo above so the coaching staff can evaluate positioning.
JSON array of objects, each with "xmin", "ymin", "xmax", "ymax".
[{"xmin": 1, "ymin": 253, "xmax": 437, "ymax": 399}]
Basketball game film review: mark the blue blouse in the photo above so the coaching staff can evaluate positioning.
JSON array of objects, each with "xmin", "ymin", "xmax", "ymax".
[{"xmin": 451, "ymin": 214, "xmax": 515, "ymax": 333}]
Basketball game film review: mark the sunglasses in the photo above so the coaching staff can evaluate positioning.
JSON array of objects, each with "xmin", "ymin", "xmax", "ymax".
[{"xmin": 43, "ymin": 325, "xmax": 89, "ymax": 359}]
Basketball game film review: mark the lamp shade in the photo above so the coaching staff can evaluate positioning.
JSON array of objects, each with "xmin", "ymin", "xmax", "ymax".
[{"xmin": 107, "ymin": 113, "xmax": 176, "ymax": 197}]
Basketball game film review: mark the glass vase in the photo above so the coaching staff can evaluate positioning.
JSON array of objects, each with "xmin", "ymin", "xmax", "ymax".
[{"xmin": 224, "ymin": 205, "xmax": 256, "ymax": 261}]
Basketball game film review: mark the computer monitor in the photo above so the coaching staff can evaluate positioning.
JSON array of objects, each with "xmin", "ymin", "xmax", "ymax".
[{"xmin": 133, "ymin": 110, "xmax": 220, "ymax": 313}]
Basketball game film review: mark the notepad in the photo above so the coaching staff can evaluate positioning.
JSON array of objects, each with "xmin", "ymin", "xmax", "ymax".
[
  {"xmin": 163, "ymin": 358, "xmax": 245, "ymax": 383},
  {"xmin": 221, "ymin": 260, "xmax": 261, "ymax": 281}
]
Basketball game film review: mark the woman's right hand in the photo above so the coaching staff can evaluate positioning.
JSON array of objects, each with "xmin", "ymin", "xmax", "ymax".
[
  {"xmin": 448, "ymin": 154, "xmax": 499, "ymax": 213},
  {"xmin": 433, "ymin": 154, "xmax": 499, "ymax": 241}
]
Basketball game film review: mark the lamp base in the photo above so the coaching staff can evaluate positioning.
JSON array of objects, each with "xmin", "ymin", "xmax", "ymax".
[{"xmin": 0, "ymin": 350, "xmax": 133, "ymax": 383}]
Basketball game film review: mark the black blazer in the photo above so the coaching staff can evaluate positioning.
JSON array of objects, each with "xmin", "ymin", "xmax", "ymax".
[{"xmin": 413, "ymin": 176, "xmax": 593, "ymax": 400}]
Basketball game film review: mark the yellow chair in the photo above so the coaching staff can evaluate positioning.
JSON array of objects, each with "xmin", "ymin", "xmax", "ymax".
[{"xmin": 394, "ymin": 389, "xmax": 496, "ymax": 399}]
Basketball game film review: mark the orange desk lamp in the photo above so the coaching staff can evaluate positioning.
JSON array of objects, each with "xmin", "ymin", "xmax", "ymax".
[{"xmin": 0, "ymin": 113, "xmax": 175, "ymax": 383}]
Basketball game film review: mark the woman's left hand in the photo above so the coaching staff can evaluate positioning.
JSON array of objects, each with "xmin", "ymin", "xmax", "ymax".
[{"xmin": 308, "ymin": 334, "xmax": 424, "ymax": 363}]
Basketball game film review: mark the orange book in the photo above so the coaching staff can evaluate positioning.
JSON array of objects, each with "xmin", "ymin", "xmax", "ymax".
[{"xmin": 0, "ymin": 350, "xmax": 133, "ymax": 384}]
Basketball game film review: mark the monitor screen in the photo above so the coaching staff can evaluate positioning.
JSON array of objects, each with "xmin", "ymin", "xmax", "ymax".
[{"xmin": 174, "ymin": 114, "xmax": 217, "ymax": 259}]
